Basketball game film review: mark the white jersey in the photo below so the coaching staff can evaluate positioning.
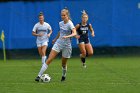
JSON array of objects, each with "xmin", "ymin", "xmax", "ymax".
[
  {"xmin": 32, "ymin": 22, "xmax": 52, "ymax": 43},
  {"xmin": 56, "ymin": 20, "xmax": 75, "ymax": 47}
]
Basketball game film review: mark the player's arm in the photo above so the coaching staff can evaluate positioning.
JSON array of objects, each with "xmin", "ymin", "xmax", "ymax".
[
  {"xmin": 32, "ymin": 24, "xmax": 43, "ymax": 37},
  {"xmin": 47, "ymin": 29, "xmax": 52, "ymax": 38},
  {"xmin": 89, "ymin": 24, "xmax": 95, "ymax": 37},
  {"xmin": 75, "ymin": 24, "xmax": 80, "ymax": 30},
  {"xmin": 63, "ymin": 28, "xmax": 77, "ymax": 39},
  {"xmin": 32, "ymin": 31, "xmax": 43, "ymax": 37},
  {"xmin": 47, "ymin": 25, "xmax": 53, "ymax": 38},
  {"xmin": 75, "ymin": 24, "xmax": 80, "ymax": 39},
  {"xmin": 52, "ymin": 31, "xmax": 60, "ymax": 44}
]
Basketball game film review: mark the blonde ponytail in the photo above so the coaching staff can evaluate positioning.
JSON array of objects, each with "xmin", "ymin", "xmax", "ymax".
[{"xmin": 81, "ymin": 10, "xmax": 88, "ymax": 18}]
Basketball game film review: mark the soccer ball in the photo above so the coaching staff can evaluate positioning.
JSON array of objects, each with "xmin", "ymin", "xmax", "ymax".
[{"xmin": 40, "ymin": 74, "xmax": 51, "ymax": 83}]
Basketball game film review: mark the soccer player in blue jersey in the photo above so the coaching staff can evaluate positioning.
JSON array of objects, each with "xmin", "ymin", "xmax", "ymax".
[
  {"xmin": 35, "ymin": 8, "xmax": 76, "ymax": 82},
  {"xmin": 32, "ymin": 12, "xmax": 52, "ymax": 65},
  {"xmin": 75, "ymin": 10, "xmax": 95, "ymax": 68}
]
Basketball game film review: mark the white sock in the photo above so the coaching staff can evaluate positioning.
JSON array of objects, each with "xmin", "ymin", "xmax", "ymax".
[
  {"xmin": 38, "ymin": 63, "xmax": 48, "ymax": 77},
  {"xmin": 62, "ymin": 66, "xmax": 67, "ymax": 77},
  {"xmin": 42, "ymin": 56, "xmax": 46, "ymax": 64}
]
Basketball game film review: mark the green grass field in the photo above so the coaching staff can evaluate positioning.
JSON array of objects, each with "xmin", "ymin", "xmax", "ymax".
[{"xmin": 0, "ymin": 56, "xmax": 140, "ymax": 93}]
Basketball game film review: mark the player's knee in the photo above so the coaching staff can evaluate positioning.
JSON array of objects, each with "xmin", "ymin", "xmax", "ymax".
[
  {"xmin": 46, "ymin": 57, "xmax": 53, "ymax": 65},
  {"xmin": 46, "ymin": 59, "xmax": 51, "ymax": 65},
  {"xmin": 62, "ymin": 64, "xmax": 66, "ymax": 68},
  {"xmin": 41, "ymin": 51, "xmax": 46, "ymax": 56},
  {"xmin": 39, "ymin": 52, "xmax": 42, "ymax": 56},
  {"xmin": 62, "ymin": 61, "xmax": 67, "ymax": 66},
  {"xmin": 62, "ymin": 65, "xmax": 66, "ymax": 67},
  {"xmin": 88, "ymin": 52, "xmax": 93, "ymax": 56},
  {"xmin": 81, "ymin": 51, "xmax": 86, "ymax": 57},
  {"xmin": 42, "ymin": 53, "xmax": 45, "ymax": 57}
]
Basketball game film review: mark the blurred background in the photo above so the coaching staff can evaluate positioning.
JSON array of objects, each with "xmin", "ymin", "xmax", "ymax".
[{"xmin": 0, "ymin": 0, "xmax": 140, "ymax": 59}]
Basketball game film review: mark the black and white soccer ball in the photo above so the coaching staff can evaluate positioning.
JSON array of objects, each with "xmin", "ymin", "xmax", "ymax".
[{"xmin": 40, "ymin": 74, "xmax": 51, "ymax": 83}]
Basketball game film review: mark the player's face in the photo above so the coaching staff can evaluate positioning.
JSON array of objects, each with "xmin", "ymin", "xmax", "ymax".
[
  {"xmin": 82, "ymin": 15, "xmax": 88, "ymax": 23},
  {"xmin": 39, "ymin": 15, "xmax": 44, "ymax": 22},
  {"xmin": 61, "ymin": 11, "xmax": 68, "ymax": 21}
]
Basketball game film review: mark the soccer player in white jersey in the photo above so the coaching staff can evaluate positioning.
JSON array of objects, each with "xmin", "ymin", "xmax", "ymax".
[
  {"xmin": 35, "ymin": 8, "xmax": 76, "ymax": 82},
  {"xmin": 32, "ymin": 12, "xmax": 52, "ymax": 65}
]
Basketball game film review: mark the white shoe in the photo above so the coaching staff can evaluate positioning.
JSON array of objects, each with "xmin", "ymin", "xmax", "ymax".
[{"xmin": 83, "ymin": 64, "xmax": 87, "ymax": 68}]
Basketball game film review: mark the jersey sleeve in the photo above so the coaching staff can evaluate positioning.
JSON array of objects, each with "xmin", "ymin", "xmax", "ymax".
[
  {"xmin": 69, "ymin": 21, "xmax": 75, "ymax": 30},
  {"xmin": 32, "ymin": 24, "xmax": 37, "ymax": 32},
  {"xmin": 47, "ymin": 24, "xmax": 52, "ymax": 31}
]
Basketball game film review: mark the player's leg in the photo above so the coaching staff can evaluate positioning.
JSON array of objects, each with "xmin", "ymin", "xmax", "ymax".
[
  {"xmin": 61, "ymin": 57, "xmax": 68, "ymax": 81},
  {"xmin": 35, "ymin": 50, "xmax": 58, "ymax": 82},
  {"xmin": 37, "ymin": 45, "xmax": 42, "ymax": 57},
  {"xmin": 79, "ymin": 43, "xmax": 86, "ymax": 57},
  {"xmin": 85, "ymin": 43, "xmax": 93, "ymax": 57},
  {"xmin": 35, "ymin": 43, "xmax": 60, "ymax": 82},
  {"xmin": 78, "ymin": 43, "xmax": 87, "ymax": 67},
  {"xmin": 41, "ymin": 42, "xmax": 48, "ymax": 64},
  {"xmin": 61, "ymin": 47, "xmax": 72, "ymax": 81},
  {"xmin": 77, "ymin": 39, "xmax": 87, "ymax": 58},
  {"xmin": 37, "ymin": 43, "xmax": 43, "ymax": 65}
]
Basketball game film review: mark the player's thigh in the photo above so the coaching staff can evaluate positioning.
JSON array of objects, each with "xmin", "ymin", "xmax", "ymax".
[
  {"xmin": 85, "ymin": 43, "xmax": 93, "ymax": 55},
  {"xmin": 46, "ymin": 49, "xmax": 59, "ymax": 65},
  {"xmin": 78, "ymin": 43, "xmax": 86, "ymax": 54},
  {"xmin": 47, "ymin": 43, "xmax": 61, "ymax": 61},
  {"xmin": 49, "ymin": 43, "xmax": 60, "ymax": 59},
  {"xmin": 48, "ymin": 49, "xmax": 58, "ymax": 59},
  {"xmin": 41, "ymin": 43, "xmax": 48, "ymax": 54},
  {"xmin": 42, "ymin": 45, "xmax": 47, "ymax": 52},
  {"xmin": 41, "ymin": 46, "xmax": 47, "ymax": 56},
  {"xmin": 37, "ymin": 47, "xmax": 42, "ymax": 56}
]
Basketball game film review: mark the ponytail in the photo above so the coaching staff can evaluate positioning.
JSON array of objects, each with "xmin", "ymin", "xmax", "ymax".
[
  {"xmin": 38, "ymin": 12, "xmax": 44, "ymax": 17},
  {"xmin": 81, "ymin": 10, "xmax": 88, "ymax": 18}
]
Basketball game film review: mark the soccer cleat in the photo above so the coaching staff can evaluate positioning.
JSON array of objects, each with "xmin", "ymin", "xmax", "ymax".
[
  {"xmin": 61, "ymin": 76, "xmax": 66, "ymax": 82},
  {"xmin": 35, "ymin": 76, "xmax": 40, "ymax": 82},
  {"xmin": 83, "ymin": 63, "xmax": 87, "ymax": 68}
]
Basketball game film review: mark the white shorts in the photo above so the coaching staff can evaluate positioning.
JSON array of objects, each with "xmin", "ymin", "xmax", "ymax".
[
  {"xmin": 52, "ymin": 43, "xmax": 72, "ymax": 58},
  {"xmin": 37, "ymin": 41, "xmax": 48, "ymax": 47}
]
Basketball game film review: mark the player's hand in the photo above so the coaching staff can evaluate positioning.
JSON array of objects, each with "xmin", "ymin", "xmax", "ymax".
[
  {"xmin": 75, "ymin": 35, "xmax": 80, "ymax": 39},
  {"xmin": 47, "ymin": 34, "xmax": 51, "ymax": 38},
  {"xmin": 52, "ymin": 39, "xmax": 56, "ymax": 44},
  {"xmin": 62, "ymin": 36, "xmax": 68, "ymax": 39},
  {"xmin": 38, "ymin": 33, "xmax": 44, "ymax": 37},
  {"xmin": 91, "ymin": 33, "xmax": 95, "ymax": 37}
]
